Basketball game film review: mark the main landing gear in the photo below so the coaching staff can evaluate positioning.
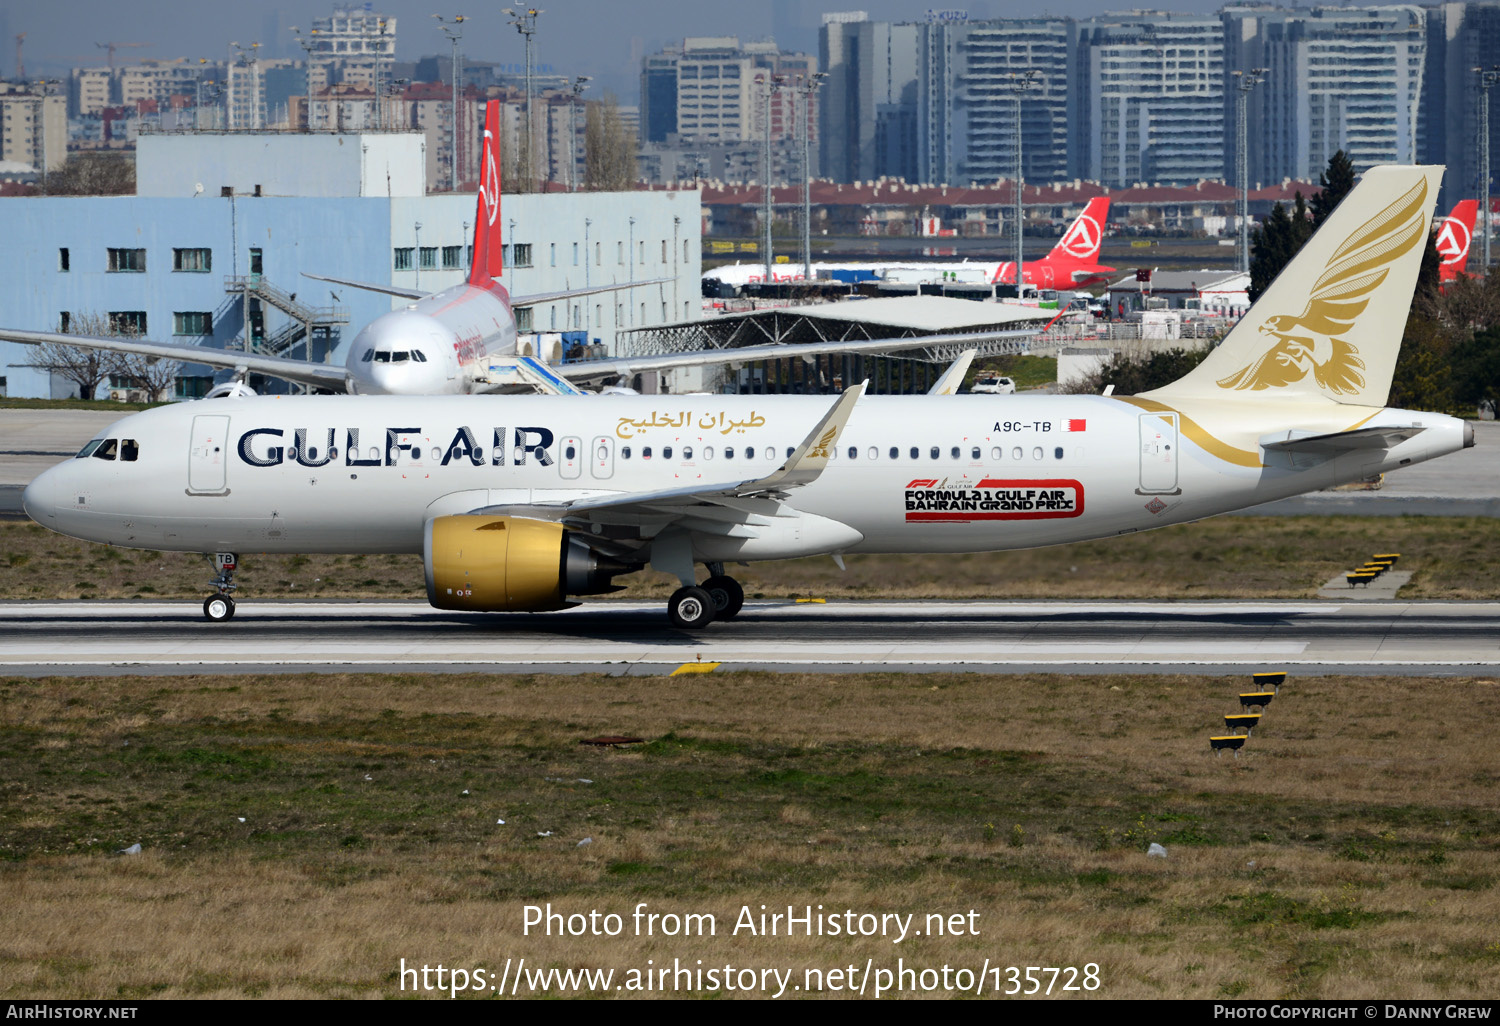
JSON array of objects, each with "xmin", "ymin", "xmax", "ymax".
[
  {"xmin": 666, "ymin": 562, "xmax": 745, "ymax": 630},
  {"xmin": 203, "ymin": 552, "xmax": 238, "ymax": 622}
]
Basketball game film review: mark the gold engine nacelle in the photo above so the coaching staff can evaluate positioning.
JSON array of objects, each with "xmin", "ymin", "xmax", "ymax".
[{"xmin": 424, "ymin": 515, "xmax": 630, "ymax": 612}]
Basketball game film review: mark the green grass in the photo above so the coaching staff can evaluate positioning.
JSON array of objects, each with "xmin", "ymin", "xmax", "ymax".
[{"xmin": 1, "ymin": 671, "xmax": 1498, "ymax": 997}]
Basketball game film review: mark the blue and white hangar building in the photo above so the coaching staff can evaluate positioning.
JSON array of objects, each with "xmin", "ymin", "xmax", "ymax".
[{"xmin": 0, "ymin": 131, "xmax": 701, "ymax": 398}]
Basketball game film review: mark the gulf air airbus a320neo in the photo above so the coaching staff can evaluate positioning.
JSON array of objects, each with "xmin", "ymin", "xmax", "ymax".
[{"xmin": 23, "ymin": 165, "xmax": 1473, "ymax": 629}]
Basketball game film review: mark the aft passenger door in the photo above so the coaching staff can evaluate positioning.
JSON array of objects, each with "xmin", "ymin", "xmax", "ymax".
[
  {"xmin": 188, "ymin": 415, "xmax": 230, "ymax": 495},
  {"xmin": 1137, "ymin": 413, "xmax": 1180, "ymax": 495}
]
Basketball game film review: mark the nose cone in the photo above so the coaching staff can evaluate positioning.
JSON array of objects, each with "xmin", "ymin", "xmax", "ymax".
[{"xmin": 22, "ymin": 463, "xmax": 64, "ymax": 525}]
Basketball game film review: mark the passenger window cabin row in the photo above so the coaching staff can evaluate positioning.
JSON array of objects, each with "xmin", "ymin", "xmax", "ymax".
[{"xmin": 581, "ymin": 443, "xmax": 1072, "ymax": 463}]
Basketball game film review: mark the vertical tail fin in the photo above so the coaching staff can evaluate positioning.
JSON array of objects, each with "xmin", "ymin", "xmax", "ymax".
[
  {"xmin": 1046, "ymin": 197, "xmax": 1110, "ymax": 266},
  {"xmin": 1146, "ymin": 165, "xmax": 1442, "ymax": 408},
  {"xmin": 1436, "ymin": 199, "xmax": 1477, "ymax": 284},
  {"xmin": 468, "ymin": 101, "xmax": 504, "ymax": 286}
]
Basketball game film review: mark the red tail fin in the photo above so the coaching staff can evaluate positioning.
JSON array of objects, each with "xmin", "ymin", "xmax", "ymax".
[
  {"xmin": 468, "ymin": 101, "xmax": 504, "ymax": 286},
  {"xmin": 1436, "ymin": 200, "xmax": 1477, "ymax": 284},
  {"xmin": 1046, "ymin": 197, "xmax": 1110, "ymax": 266}
]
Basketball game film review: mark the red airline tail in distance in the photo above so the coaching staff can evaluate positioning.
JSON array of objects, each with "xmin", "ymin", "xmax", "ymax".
[
  {"xmin": 468, "ymin": 101, "xmax": 504, "ymax": 286},
  {"xmin": 1045, "ymin": 196, "xmax": 1110, "ymax": 268},
  {"xmin": 1436, "ymin": 200, "xmax": 1478, "ymax": 284}
]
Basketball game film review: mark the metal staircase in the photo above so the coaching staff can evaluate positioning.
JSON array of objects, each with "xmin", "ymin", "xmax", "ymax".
[{"xmin": 224, "ymin": 275, "xmax": 349, "ymax": 358}]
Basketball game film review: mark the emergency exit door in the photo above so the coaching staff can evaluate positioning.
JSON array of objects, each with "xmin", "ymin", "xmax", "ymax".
[{"xmin": 1138, "ymin": 413, "xmax": 1180, "ymax": 495}]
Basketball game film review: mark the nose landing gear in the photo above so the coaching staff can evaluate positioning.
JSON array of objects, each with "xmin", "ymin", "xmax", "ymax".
[{"xmin": 203, "ymin": 552, "xmax": 239, "ymax": 622}]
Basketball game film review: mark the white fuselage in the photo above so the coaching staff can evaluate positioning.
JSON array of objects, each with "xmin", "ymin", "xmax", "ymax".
[
  {"xmin": 24, "ymin": 393, "xmax": 1468, "ymax": 560},
  {"xmin": 343, "ymin": 282, "xmax": 517, "ymax": 395}
]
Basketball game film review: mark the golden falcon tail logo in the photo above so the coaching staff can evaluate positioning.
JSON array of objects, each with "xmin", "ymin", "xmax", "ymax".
[{"xmin": 1217, "ymin": 178, "xmax": 1428, "ymax": 395}]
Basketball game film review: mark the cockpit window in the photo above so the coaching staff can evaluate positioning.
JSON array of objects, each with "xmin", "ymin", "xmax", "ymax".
[
  {"xmin": 92, "ymin": 439, "xmax": 118, "ymax": 461},
  {"xmin": 121, "ymin": 439, "xmax": 139, "ymax": 462},
  {"xmin": 361, "ymin": 349, "xmax": 374, "ymax": 362},
  {"xmin": 412, "ymin": 350, "xmax": 428, "ymax": 362},
  {"xmin": 76, "ymin": 439, "xmax": 103, "ymax": 459},
  {"xmin": 374, "ymin": 351, "xmax": 390, "ymax": 363},
  {"xmin": 392, "ymin": 351, "xmax": 409, "ymax": 362}
]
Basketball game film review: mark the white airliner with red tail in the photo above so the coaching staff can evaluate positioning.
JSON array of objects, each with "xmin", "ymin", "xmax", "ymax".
[
  {"xmin": 0, "ymin": 103, "xmax": 1028, "ymax": 397},
  {"xmin": 705, "ymin": 198, "xmax": 1114, "ymax": 292},
  {"xmin": 1436, "ymin": 199, "xmax": 1478, "ymax": 286},
  {"xmin": 987, "ymin": 197, "xmax": 1115, "ymax": 288},
  {"xmin": 23, "ymin": 166, "xmax": 1474, "ymax": 629}
]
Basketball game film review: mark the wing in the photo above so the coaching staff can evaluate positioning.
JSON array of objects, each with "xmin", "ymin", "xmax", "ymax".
[
  {"xmin": 555, "ymin": 327, "xmax": 1038, "ymax": 383},
  {"xmin": 1216, "ymin": 337, "xmax": 1306, "ymax": 391},
  {"xmin": 1295, "ymin": 177, "xmax": 1430, "ymax": 336},
  {"xmin": 469, "ymin": 385, "xmax": 866, "ymax": 543},
  {"xmin": 0, "ymin": 327, "xmax": 351, "ymax": 392},
  {"xmin": 509, "ymin": 277, "xmax": 674, "ymax": 307},
  {"xmin": 301, "ymin": 272, "xmax": 428, "ymax": 301}
]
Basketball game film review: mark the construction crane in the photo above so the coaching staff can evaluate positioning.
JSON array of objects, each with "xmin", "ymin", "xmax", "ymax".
[{"xmin": 95, "ymin": 41, "xmax": 150, "ymax": 72}]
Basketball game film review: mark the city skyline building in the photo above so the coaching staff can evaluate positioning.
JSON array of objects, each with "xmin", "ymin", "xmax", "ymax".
[
  {"xmin": 1074, "ymin": 11, "xmax": 1226, "ymax": 187},
  {"xmin": 1225, "ymin": 5, "xmax": 1427, "ymax": 185}
]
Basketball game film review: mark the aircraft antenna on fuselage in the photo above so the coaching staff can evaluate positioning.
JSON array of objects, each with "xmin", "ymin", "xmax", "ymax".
[{"xmin": 469, "ymin": 100, "xmax": 505, "ymax": 287}]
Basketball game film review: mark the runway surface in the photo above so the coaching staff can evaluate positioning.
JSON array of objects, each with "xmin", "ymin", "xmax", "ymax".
[{"xmin": 2, "ymin": 599, "xmax": 1497, "ymax": 677}]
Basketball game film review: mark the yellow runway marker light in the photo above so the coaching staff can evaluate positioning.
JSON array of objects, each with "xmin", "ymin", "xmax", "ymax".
[
  {"xmin": 1224, "ymin": 713, "xmax": 1262, "ymax": 734},
  {"xmin": 1239, "ymin": 691, "xmax": 1276, "ymax": 711},
  {"xmin": 670, "ymin": 662, "xmax": 720, "ymax": 676},
  {"xmin": 795, "ymin": 598, "xmax": 826, "ymax": 604},
  {"xmin": 1252, "ymin": 671, "xmax": 1286, "ymax": 689}
]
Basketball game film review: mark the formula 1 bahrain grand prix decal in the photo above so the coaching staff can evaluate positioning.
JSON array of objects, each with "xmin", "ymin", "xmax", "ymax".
[{"xmin": 904, "ymin": 478, "xmax": 1085, "ymax": 522}]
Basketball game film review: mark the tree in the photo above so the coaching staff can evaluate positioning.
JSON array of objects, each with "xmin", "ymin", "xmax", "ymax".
[
  {"xmin": 1061, "ymin": 346, "xmax": 1213, "ymax": 395},
  {"xmin": 584, "ymin": 93, "xmax": 637, "ymax": 192},
  {"xmin": 1246, "ymin": 151, "xmax": 1353, "ymax": 303},
  {"xmin": 111, "ymin": 351, "xmax": 182, "ymax": 402},
  {"xmin": 1247, "ymin": 194, "xmax": 1311, "ymax": 303},
  {"xmin": 1389, "ymin": 229, "xmax": 1454, "ymax": 412},
  {"xmin": 41, "ymin": 152, "xmax": 135, "ymax": 196},
  {"xmin": 17, "ymin": 313, "xmax": 177, "ymax": 401},
  {"xmin": 1309, "ymin": 150, "xmax": 1356, "ymax": 228}
]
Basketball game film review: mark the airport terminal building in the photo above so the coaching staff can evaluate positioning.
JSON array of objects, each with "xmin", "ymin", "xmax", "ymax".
[{"xmin": 0, "ymin": 131, "xmax": 701, "ymax": 399}]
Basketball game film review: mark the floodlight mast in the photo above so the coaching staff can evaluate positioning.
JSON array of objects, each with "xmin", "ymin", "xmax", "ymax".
[
  {"xmin": 434, "ymin": 15, "xmax": 467, "ymax": 192},
  {"xmin": 1233, "ymin": 68, "xmax": 1267, "ymax": 275}
]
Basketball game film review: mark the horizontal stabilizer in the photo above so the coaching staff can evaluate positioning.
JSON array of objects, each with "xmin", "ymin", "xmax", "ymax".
[{"xmin": 1261, "ymin": 425, "xmax": 1426, "ymax": 454}]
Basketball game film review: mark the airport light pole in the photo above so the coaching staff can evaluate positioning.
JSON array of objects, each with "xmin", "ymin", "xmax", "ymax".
[
  {"xmin": 1233, "ymin": 68, "xmax": 1267, "ymax": 275},
  {"xmin": 569, "ymin": 75, "xmax": 590, "ymax": 192},
  {"xmin": 228, "ymin": 41, "xmax": 262, "ymax": 130},
  {"xmin": 1005, "ymin": 69, "xmax": 1038, "ymax": 289},
  {"xmin": 434, "ymin": 15, "xmax": 466, "ymax": 193},
  {"xmin": 414, "ymin": 221, "xmax": 423, "ymax": 290},
  {"xmin": 584, "ymin": 218, "xmax": 592, "ymax": 334},
  {"xmin": 1478, "ymin": 66, "xmax": 1500, "ymax": 273},
  {"xmin": 289, "ymin": 26, "xmax": 320, "ymax": 130},
  {"xmin": 800, "ymin": 72, "xmax": 827, "ymax": 283},
  {"xmin": 760, "ymin": 72, "xmax": 785, "ymax": 285},
  {"xmin": 507, "ymin": 6, "xmax": 542, "ymax": 191}
]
